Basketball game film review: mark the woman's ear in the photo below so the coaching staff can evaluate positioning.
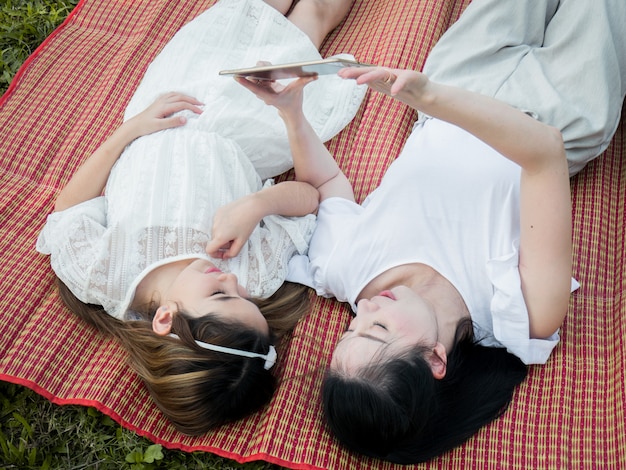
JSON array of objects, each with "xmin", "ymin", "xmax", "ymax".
[
  {"xmin": 152, "ymin": 306, "xmax": 173, "ymax": 336},
  {"xmin": 428, "ymin": 342, "xmax": 448, "ymax": 379}
]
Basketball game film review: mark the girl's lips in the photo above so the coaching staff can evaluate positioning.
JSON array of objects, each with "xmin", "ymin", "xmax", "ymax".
[
  {"xmin": 379, "ymin": 290, "xmax": 396, "ymax": 300},
  {"xmin": 204, "ymin": 267, "xmax": 222, "ymax": 274}
]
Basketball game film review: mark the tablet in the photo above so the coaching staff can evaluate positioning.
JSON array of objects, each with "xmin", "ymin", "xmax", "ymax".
[{"xmin": 219, "ymin": 58, "xmax": 373, "ymax": 80}]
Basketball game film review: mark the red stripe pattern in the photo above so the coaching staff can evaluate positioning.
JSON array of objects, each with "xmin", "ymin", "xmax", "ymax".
[{"xmin": 1, "ymin": 0, "xmax": 624, "ymax": 468}]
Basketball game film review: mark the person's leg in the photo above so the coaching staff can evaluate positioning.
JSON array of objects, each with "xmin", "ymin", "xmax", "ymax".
[
  {"xmin": 423, "ymin": 0, "xmax": 626, "ymax": 175},
  {"xmin": 422, "ymin": 0, "xmax": 559, "ymax": 109},
  {"xmin": 495, "ymin": 0, "xmax": 626, "ymax": 174},
  {"xmin": 262, "ymin": 0, "xmax": 293, "ymax": 15},
  {"xmin": 286, "ymin": 0, "xmax": 353, "ymax": 49}
]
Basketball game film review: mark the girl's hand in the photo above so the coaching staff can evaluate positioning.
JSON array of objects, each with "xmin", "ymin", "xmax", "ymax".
[
  {"xmin": 127, "ymin": 92, "xmax": 203, "ymax": 137},
  {"xmin": 206, "ymin": 195, "xmax": 262, "ymax": 260},
  {"xmin": 234, "ymin": 72, "xmax": 317, "ymax": 118}
]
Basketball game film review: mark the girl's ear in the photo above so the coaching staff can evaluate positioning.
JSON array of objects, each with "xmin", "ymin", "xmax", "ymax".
[
  {"xmin": 428, "ymin": 342, "xmax": 448, "ymax": 379},
  {"xmin": 152, "ymin": 306, "xmax": 173, "ymax": 335}
]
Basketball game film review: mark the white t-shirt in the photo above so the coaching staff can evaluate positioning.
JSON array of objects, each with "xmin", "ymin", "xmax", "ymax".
[
  {"xmin": 36, "ymin": 0, "xmax": 366, "ymax": 320},
  {"xmin": 289, "ymin": 118, "xmax": 575, "ymax": 364}
]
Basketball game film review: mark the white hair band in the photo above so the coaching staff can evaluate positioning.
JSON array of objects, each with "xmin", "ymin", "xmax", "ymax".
[{"xmin": 169, "ymin": 334, "xmax": 277, "ymax": 370}]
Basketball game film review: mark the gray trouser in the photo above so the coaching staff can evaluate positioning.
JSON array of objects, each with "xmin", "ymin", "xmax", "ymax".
[{"xmin": 422, "ymin": 0, "xmax": 626, "ymax": 175}]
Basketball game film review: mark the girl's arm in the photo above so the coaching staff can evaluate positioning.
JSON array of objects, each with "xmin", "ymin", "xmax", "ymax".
[
  {"xmin": 206, "ymin": 180, "xmax": 319, "ymax": 259},
  {"xmin": 207, "ymin": 75, "xmax": 343, "ymax": 260},
  {"xmin": 235, "ymin": 75, "xmax": 355, "ymax": 202},
  {"xmin": 340, "ymin": 67, "xmax": 572, "ymax": 339},
  {"xmin": 54, "ymin": 93, "xmax": 203, "ymax": 212}
]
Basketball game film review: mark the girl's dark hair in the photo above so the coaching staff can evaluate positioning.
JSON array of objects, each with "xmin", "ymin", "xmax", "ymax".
[
  {"xmin": 322, "ymin": 318, "xmax": 528, "ymax": 463},
  {"xmin": 56, "ymin": 278, "xmax": 310, "ymax": 435}
]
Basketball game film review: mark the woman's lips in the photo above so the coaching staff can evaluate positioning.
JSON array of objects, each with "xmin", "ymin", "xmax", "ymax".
[{"xmin": 379, "ymin": 290, "xmax": 396, "ymax": 300}]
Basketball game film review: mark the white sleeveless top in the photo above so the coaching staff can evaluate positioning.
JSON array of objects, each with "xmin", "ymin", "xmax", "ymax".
[{"xmin": 289, "ymin": 118, "xmax": 575, "ymax": 364}]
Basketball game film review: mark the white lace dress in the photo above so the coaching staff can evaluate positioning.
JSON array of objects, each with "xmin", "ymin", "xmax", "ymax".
[{"xmin": 36, "ymin": 0, "xmax": 366, "ymax": 319}]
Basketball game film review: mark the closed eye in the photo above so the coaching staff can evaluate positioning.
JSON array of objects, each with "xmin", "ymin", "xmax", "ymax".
[
  {"xmin": 337, "ymin": 330, "xmax": 387, "ymax": 345},
  {"xmin": 345, "ymin": 323, "xmax": 387, "ymax": 332}
]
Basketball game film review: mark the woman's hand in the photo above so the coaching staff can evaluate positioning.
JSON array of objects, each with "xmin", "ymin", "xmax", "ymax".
[
  {"xmin": 54, "ymin": 92, "xmax": 203, "ymax": 212},
  {"xmin": 126, "ymin": 92, "xmax": 204, "ymax": 138},
  {"xmin": 206, "ymin": 195, "xmax": 262, "ymax": 260},
  {"xmin": 338, "ymin": 66, "xmax": 431, "ymax": 109}
]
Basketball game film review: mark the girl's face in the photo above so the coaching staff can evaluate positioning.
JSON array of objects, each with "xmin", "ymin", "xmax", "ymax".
[
  {"xmin": 330, "ymin": 286, "xmax": 442, "ymax": 375},
  {"xmin": 165, "ymin": 259, "xmax": 268, "ymax": 334}
]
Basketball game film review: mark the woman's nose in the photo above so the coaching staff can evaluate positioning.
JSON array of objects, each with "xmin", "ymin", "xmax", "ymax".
[{"xmin": 356, "ymin": 298, "xmax": 379, "ymax": 314}]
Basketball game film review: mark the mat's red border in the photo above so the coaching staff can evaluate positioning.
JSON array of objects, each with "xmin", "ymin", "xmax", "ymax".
[
  {"xmin": 0, "ymin": 373, "xmax": 325, "ymax": 470},
  {"xmin": 0, "ymin": 0, "xmax": 86, "ymax": 108}
]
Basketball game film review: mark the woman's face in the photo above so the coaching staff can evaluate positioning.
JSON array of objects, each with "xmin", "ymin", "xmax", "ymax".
[
  {"xmin": 165, "ymin": 259, "xmax": 268, "ymax": 334},
  {"xmin": 330, "ymin": 286, "xmax": 440, "ymax": 375}
]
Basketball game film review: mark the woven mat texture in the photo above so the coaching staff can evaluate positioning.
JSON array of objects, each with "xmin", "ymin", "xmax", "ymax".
[{"xmin": 0, "ymin": 0, "xmax": 624, "ymax": 468}]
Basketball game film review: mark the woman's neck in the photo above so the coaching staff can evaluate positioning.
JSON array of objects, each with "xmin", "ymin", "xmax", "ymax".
[
  {"xmin": 131, "ymin": 259, "xmax": 193, "ymax": 309},
  {"xmin": 358, "ymin": 263, "xmax": 470, "ymax": 351}
]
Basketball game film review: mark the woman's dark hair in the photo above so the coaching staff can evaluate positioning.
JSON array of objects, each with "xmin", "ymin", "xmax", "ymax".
[
  {"xmin": 56, "ymin": 278, "xmax": 310, "ymax": 435},
  {"xmin": 322, "ymin": 318, "xmax": 528, "ymax": 463}
]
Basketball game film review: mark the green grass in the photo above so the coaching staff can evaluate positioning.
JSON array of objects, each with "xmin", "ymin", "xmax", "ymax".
[
  {"xmin": 0, "ymin": 2, "xmax": 287, "ymax": 468},
  {"xmin": 0, "ymin": 0, "xmax": 80, "ymax": 94},
  {"xmin": 0, "ymin": 381, "xmax": 284, "ymax": 469}
]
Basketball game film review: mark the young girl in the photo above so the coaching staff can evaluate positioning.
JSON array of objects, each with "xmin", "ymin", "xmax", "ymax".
[
  {"xmin": 36, "ymin": 0, "xmax": 364, "ymax": 435},
  {"xmin": 238, "ymin": 0, "xmax": 625, "ymax": 462}
]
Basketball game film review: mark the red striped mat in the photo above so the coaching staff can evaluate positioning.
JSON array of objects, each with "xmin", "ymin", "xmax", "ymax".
[{"xmin": 1, "ymin": 0, "xmax": 624, "ymax": 468}]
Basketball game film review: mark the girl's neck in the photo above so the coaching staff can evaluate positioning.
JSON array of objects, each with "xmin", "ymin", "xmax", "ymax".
[{"xmin": 131, "ymin": 259, "xmax": 193, "ymax": 309}]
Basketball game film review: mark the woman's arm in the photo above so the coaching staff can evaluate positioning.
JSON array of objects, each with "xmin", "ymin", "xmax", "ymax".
[
  {"xmin": 54, "ymin": 93, "xmax": 203, "ymax": 212},
  {"xmin": 206, "ymin": 180, "xmax": 319, "ymax": 259},
  {"xmin": 340, "ymin": 67, "xmax": 572, "ymax": 339},
  {"xmin": 235, "ymin": 75, "xmax": 355, "ymax": 202}
]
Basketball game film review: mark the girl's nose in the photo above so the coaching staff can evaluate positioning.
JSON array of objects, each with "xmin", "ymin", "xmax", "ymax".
[{"xmin": 217, "ymin": 272, "xmax": 238, "ymax": 283}]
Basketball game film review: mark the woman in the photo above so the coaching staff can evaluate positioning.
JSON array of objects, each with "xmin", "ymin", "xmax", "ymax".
[
  {"xmin": 36, "ymin": 0, "xmax": 364, "ymax": 435},
  {"xmin": 238, "ymin": 0, "xmax": 625, "ymax": 462}
]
